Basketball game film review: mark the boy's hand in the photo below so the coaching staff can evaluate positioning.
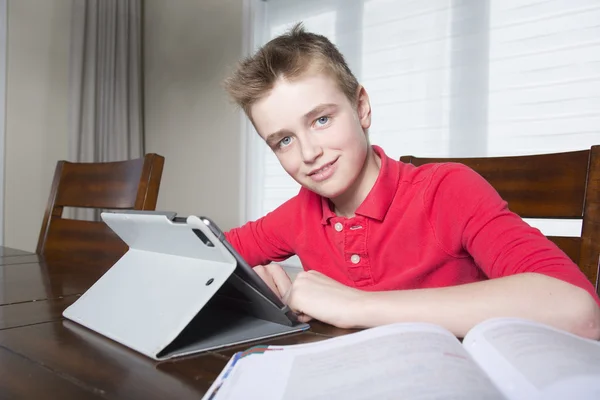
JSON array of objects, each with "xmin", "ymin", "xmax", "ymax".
[
  {"xmin": 253, "ymin": 263, "xmax": 293, "ymax": 301},
  {"xmin": 284, "ymin": 270, "xmax": 366, "ymax": 329}
]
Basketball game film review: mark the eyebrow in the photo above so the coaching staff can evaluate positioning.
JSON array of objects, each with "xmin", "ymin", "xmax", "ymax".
[
  {"xmin": 303, "ymin": 103, "xmax": 338, "ymax": 123},
  {"xmin": 265, "ymin": 103, "xmax": 339, "ymax": 147},
  {"xmin": 265, "ymin": 129, "xmax": 294, "ymax": 148}
]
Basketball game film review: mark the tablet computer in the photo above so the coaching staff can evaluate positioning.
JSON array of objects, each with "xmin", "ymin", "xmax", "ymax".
[
  {"xmin": 197, "ymin": 216, "xmax": 287, "ymax": 308},
  {"xmin": 105, "ymin": 210, "xmax": 287, "ymax": 309},
  {"xmin": 63, "ymin": 210, "xmax": 308, "ymax": 360}
]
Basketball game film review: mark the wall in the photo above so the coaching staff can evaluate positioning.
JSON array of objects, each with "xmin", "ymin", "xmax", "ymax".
[
  {"xmin": 3, "ymin": 0, "xmax": 71, "ymax": 251},
  {"xmin": 1, "ymin": 0, "xmax": 246, "ymax": 251},
  {"xmin": 144, "ymin": 0, "xmax": 244, "ymax": 231}
]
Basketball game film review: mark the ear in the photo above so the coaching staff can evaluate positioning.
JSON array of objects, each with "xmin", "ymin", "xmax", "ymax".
[{"xmin": 355, "ymin": 85, "xmax": 372, "ymax": 131}]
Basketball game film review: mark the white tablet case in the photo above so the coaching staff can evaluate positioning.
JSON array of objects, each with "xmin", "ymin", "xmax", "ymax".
[{"xmin": 62, "ymin": 212, "xmax": 309, "ymax": 361}]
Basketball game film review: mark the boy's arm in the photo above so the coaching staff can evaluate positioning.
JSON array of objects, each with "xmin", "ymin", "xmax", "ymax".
[
  {"xmin": 286, "ymin": 165, "xmax": 600, "ymax": 338},
  {"xmin": 284, "ymin": 269, "xmax": 600, "ymax": 339}
]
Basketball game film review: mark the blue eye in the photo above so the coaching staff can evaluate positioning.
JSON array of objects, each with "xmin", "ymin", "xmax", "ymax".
[
  {"xmin": 279, "ymin": 136, "xmax": 293, "ymax": 147},
  {"xmin": 315, "ymin": 116, "xmax": 329, "ymax": 127}
]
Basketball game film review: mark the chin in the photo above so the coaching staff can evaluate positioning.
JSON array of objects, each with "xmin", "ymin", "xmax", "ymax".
[{"xmin": 306, "ymin": 181, "xmax": 349, "ymax": 200}]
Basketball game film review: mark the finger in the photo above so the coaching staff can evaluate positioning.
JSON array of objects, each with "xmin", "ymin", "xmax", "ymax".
[
  {"xmin": 297, "ymin": 313, "xmax": 313, "ymax": 323},
  {"xmin": 253, "ymin": 265, "xmax": 279, "ymax": 298},
  {"xmin": 284, "ymin": 295, "xmax": 310, "ymax": 322},
  {"xmin": 265, "ymin": 263, "xmax": 293, "ymax": 300},
  {"xmin": 282, "ymin": 284, "xmax": 293, "ymax": 305}
]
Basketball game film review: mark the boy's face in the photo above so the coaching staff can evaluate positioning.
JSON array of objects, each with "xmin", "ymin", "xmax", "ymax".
[{"xmin": 250, "ymin": 73, "xmax": 372, "ymax": 200}]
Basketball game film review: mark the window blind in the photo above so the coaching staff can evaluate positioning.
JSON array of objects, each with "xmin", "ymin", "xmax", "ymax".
[{"xmin": 249, "ymin": 0, "xmax": 600, "ymax": 237}]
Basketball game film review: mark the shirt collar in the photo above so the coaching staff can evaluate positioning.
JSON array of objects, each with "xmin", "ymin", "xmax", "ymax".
[
  {"xmin": 320, "ymin": 145, "xmax": 399, "ymax": 224},
  {"xmin": 320, "ymin": 197, "xmax": 336, "ymax": 224}
]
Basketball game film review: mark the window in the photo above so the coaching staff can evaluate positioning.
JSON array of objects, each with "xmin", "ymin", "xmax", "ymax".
[{"xmin": 242, "ymin": 0, "xmax": 600, "ymax": 243}]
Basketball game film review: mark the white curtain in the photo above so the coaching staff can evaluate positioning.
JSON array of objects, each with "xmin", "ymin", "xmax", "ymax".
[
  {"xmin": 67, "ymin": 0, "xmax": 144, "ymax": 220},
  {"xmin": 69, "ymin": 0, "xmax": 144, "ymax": 164},
  {"xmin": 249, "ymin": 0, "xmax": 600, "ymax": 230}
]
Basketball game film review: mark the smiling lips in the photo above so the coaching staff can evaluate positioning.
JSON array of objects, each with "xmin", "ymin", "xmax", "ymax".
[{"xmin": 308, "ymin": 158, "xmax": 339, "ymax": 182}]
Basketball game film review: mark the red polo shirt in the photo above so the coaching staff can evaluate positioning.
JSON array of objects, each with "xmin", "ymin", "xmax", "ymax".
[{"xmin": 225, "ymin": 145, "xmax": 600, "ymax": 305}]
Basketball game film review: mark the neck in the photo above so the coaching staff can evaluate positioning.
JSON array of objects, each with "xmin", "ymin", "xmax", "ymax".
[{"xmin": 331, "ymin": 147, "xmax": 381, "ymax": 218}]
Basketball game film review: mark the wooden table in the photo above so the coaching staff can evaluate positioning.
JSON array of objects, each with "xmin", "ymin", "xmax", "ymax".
[{"xmin": 0, "ymin": 247, "xmax": 356, "ymax": 399}]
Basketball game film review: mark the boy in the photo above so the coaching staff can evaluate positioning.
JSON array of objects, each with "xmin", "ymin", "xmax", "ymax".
[{"xmin": 222, "ymin": 23, "xmax": 600, "ymax": 338}]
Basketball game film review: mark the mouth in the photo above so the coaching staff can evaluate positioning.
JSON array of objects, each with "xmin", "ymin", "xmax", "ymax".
[{"xmin": 308, "ymin": 158, "xmax": 339, "ymax": 176}]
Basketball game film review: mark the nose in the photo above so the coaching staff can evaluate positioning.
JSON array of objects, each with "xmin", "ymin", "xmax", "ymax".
[{"xmin": 299, "ymin": 136, "xmax": 323, "ymax": 164}]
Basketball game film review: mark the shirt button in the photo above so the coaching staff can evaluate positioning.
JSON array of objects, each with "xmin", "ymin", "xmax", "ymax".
[
  {"xmin": 351, "ymin": 254, "xmax": 361, "ymax": 264},
  {"xmin": 334, "ymin": 222, "xmax": 343, "ymax": 232}
]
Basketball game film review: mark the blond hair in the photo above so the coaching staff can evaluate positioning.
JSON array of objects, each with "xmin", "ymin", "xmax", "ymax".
[{"xmin": 223, "ymin": 22, "xmax": 359, "ymax": 118}]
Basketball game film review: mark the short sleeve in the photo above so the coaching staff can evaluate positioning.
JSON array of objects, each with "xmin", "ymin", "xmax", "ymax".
[
  {"xmin": 224, "ymin": 195, "xmax": 298, "ymax": 267},
  {"xmin": 423, "ymin": 163, "xmax": 600, "ymax": 304}
]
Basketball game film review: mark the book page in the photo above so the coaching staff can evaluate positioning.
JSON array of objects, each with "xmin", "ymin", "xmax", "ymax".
[
  {"xmin": 463, "ymin": 318, "xmax": 600, "ymax": 400},
  {"xmin": 220, "ymin": 323, "xmax": 505, "ymax": 400}
]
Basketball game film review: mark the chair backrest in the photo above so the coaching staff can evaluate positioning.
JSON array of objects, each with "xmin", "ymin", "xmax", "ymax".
[
  {"xmin": 36, "ymin": 153, "xmax": 165, "ymax": 265},
  {"xmin": 400, "ymin": 146, "xmax": 600, "ymax": 293}
]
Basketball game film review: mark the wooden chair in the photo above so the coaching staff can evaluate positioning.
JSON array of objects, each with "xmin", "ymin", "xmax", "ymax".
[
  {"xmin": 400, "ymin": 146, "xmax": 600, "ymax": 294},
  {"xmin": 36, "ymin": 154, "xmax": 165, "ymax": 265}
]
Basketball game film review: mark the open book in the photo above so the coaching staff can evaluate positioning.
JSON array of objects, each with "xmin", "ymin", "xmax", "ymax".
[{"xmin": 202, "ymin": 317, "xmax": 600, "ymax": 400}]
